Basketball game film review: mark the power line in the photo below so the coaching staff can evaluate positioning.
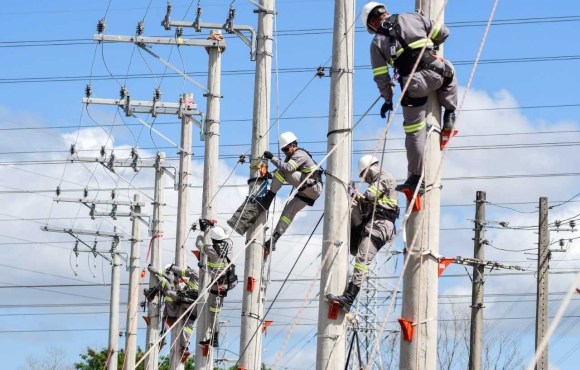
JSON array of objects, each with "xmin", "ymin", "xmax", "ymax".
[
  {"xmin": 2, "ymin": 15, "xmax": 580, "ymax": 48},
  {"xmin": 3, "ymin": 55, "xmax": 580, "ymax": 84}
]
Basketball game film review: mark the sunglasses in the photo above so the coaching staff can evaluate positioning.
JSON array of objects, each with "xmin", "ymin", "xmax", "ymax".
[
  {"xmin": 281, "ymin": 146, "xmax": 291, "ymax": 153},
  {"xmin": 369, "ymin": 6, "xmax": 386, "ymax": 20}
]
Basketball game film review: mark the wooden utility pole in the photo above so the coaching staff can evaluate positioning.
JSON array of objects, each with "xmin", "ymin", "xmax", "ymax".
[
  {"xmin": 124, "ymin": 194, "xmax": 143, "ymax": 370},
  {"xmin": 239, "ymin": 1, "xmax": 274, "ymax": 369},
  {"xmin": 469, "ymin": 191, "xmax": 486, "ymax": 370},
  {"xmin": 170, "ymin": 93, "xmax": 194, "ymax": 370},
  {"xmin": 316, "ymin": 0, "xmax": 354, "ymax": 369},
  {"xmin": 194, "ymin": 31, "xmax": 223, "ymax": 370},
  {"xmin": 400, "ymin": 0, "xmax": 444, "ymax": 368},
  {"xmin": 535, "ymin": 197, "xmax": 549, "ymax": 370}
]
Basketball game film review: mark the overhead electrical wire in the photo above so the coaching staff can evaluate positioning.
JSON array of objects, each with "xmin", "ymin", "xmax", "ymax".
[
  {"xmin": 3, "ymin": 2, "xmax": 576, "ymax": 368},
  {"xmin": 2, "ymin": 14, "xmax": 580, "ymax": 48},
  {"xmin": 3, "ymin": 54, "xmax": 580, "ymax": 84}
]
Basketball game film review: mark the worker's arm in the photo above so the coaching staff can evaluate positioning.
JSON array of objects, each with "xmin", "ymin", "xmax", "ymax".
[
  {"xmin": 419, "ymin": 14, "xmax": 450, "ymax": 46},
  {"xmin": 270, "ymin": 151, "xmax": 307, "ymax": 173},
  {"xmin": 370, "ymin": 35, "xmax": 394, "ymax": 101}
]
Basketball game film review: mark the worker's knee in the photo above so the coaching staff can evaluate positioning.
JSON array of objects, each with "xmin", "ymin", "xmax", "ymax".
[{"xmin": 401, "ymin": 94, "xmax": 428, "ymax": 108}]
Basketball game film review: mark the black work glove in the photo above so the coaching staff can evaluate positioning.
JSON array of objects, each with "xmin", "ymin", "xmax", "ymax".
[
  {"xmin": 380, "ymin": 99, "xmax": 393, "ymax": 118},
  {"xmin": 263, "ymin": 151, "xmax": 274, "ymax": 160}
]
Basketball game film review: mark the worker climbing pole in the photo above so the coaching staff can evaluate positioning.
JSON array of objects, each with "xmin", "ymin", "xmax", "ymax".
[
  {"xmin": 362, "ymin": 0, "xmax": 458, "ymax": 196},
  {"xmin": 237, "ymin": 1, "xmax": 275, "ymax": 369},
  {"xmin": 360, "ymin": 0, "xmax": 453, "ymax": 368}
]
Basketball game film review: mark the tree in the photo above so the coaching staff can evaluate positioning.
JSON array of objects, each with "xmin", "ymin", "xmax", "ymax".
[
  {"xmin": 20, "ymin": 347, "xmax": 74, "ymax": 370},
  {"xmin": 437, "ymin": 303, "xmax": 524, "ymax": 370},
  {"xmin": 74, "ymin": 347, "xmax": 194, "ymax": 370}
]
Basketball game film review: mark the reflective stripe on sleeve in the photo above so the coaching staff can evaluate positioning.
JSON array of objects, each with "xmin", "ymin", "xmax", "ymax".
[
  {"xmin": 273, "ymin": 171, "xmax": 285, "ymax": 183},
  {"xmin": 354, "ymin": 262, "xmax": 369, "ymax": 272},
  {"xmin": 431, "ymin": 23, "xmax": 442, "ymax": 39},
  {"xmin": 209, "ymin": 306, "xmax": 221, "ymax": 313},
  {"xmin": 288, "ymin": 159, "xmax": 299, "ymax": 170},
  {"xmin": 207, "ymin": 261, "xmax": 225, "ymax": 269},
  {"xmin": 395, "ymin": 38, "xmax": 434, "ymax": 58},
  {"xmin": 368, "ymin": 185, "xmax": 398, "ymax": 207}
]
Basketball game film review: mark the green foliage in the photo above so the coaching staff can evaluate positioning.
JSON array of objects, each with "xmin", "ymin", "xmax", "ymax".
[
  {"xmin": 158, "ymin": 355, "xmax": 194, "ymax": 370},
  {"xmin": 74, "ymin": 347, "xmax": 150, "ymax": 370}
]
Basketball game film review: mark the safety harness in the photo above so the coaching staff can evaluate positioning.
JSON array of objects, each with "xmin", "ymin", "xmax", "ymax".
[
  {"xmin": 378, "ymin": 14, "xmax": 454, "ymax": 107},
  {"xmin": 381, "ymin": 14, "xmax": 448, "ymax": 77}
]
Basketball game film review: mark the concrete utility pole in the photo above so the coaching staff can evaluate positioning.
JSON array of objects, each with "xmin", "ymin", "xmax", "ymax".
[
  {"xmin": 194, "ymin": 30, "xmax": 223, "ymax": 370},
  {"xmin": 124, "ymin": 194, "xmax": 143, "ymax": 370},
  {"xmin": 239, "ymin": 1, "xmax": 275, "ymax": 369},
  {"xmin": 169, "ymin": 93, "xmax": 195, "ymax": 370},
  {"xmin": 108, "ymin": 228, "xmax": 121, "ymax": 370},
  {"xmin": 316, "ymin": 0, "xmax": 354, "ymax": 369},
  {"xmin": 469, "ymin": 191, "xmax": 486, "ymax": 370},
  {"xmin": 45, "ymin": 228, "xmax": 122, "ymax": 370},
  {"xmin": 66, "ymin": 151, "xmax": 168, "ymax": 369},
  {"xmin": 400, "ymin": 0, "xmax": 444, "ymax": 368},
  {"xmin": 535, "ymin": 197, "xmax": 549, "ymax": 370},
  {"xmin": 145, "ymin": 152, "xmax": 166, "ymax": 370}
]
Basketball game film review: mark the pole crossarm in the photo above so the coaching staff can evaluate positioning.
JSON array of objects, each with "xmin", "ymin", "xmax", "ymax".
[
  {"xmin": 71, "ymin": 155, "xmax": 159, "ymax": 171},
  {"xmin": 454, "ymin": 256, "xmax": 526, "ymax": 271},
  {"xmin": 53, "ymin": 197, "xmax": 146, "ymax": 207},
  {"xmin": 82, "ymin": 96, "xmax": 201, "ymax": 118},
  {"xmin": 41, "ymin": 225, "xmax": 122, "ymax": 238},
  {"xmin": 163, "ymin": 13, "xmax": 256, "ymax": 60},
  {"xmin": 40, "ymin": 226, "xmax": 125, "ymax": 264},
  {"xmin": 161, "ymin": 2, "xmax": 255, "ymax": 61},
  {"xmin": 93, "ymin": 34, "xmax": 225, "ymax": 49}
]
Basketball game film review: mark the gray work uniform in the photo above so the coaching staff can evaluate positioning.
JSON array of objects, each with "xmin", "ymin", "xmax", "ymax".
[
  {"xmin": 370, "ymin": 12, "xmax": 458, "ymax": 176},
  {"xmin": 198, "ymin": 235, "xmax": 235, "ymax": 341},
  {"xmin": 171, "ymin": 266, "xmax": 200, "ymax": 348},
  {"xmin": 147, "ymin": 266, "xmax": 178, "ymax": 325},
  {"xmin": 269, "ymin": 148, "xmax": 323, "ymax": 236},
  {"xmin": 351, "ymin": 167, "xmax": 397, "ymax": 287}
]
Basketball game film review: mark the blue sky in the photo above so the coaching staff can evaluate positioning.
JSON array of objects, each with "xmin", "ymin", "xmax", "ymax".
[{"xmin": 1, "ymin": 1, "xmax": 579, "ymax": 369}]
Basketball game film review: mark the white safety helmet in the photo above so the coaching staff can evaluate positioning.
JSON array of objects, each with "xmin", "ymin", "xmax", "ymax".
[
  {"xmin": 209, "ymin": 226, "xmax": 228, "ymax": 241},
  {"xmin": 279, "ymin": 131, "xmax": 298, "ymax": 150},
  {"xmin": 358, "ymin": 155, "xmax": 379, "ymax": 177},
  {"xmin": 361, "ymin": 2, "xmax": 387, "ymax": 34},
  {"xmin": 164, "ymin": 263, "xmax": 173, "ymax": 271}
]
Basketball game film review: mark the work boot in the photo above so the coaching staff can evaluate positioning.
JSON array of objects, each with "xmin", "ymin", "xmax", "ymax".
[
  {"xmin": 180, "ymin": 347, "xmax": 190, "ymax": 363},
  {"xmin": 395, "ymin": 174, "xmax": 425, "ymax": 195},
  {"xmin": 212, "ymin": 331, "xmax": 219, "ymax": 348},
  {"xmin": 442, "ymin": 110, "xmax": 456, "ymax": 130},
  {"xmin": 257, "ymin": 190, "xmax": 276, "ymax": 211},
  {"xmin": 326, "ymin": 282, "xmax": 361, "ymax": 313},
  {"xmin": 143, "ymin": 287, "xmax": 159, "ymax": 302},
  {"xmin": 263, "ymin": 232, "xmax": 281, "ymax": 259}
]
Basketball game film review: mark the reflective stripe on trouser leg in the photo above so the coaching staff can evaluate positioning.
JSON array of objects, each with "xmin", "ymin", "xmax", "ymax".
[
  {"xmin": 351, "ymin": 235, "xmax": 379, "ymax": 287},
  {"xmin": 208, "ymin": 293, "xmax": 222, "ymax": 337},
  {"xmin": 437, "ymin": 68, "xmax": 459, "ymax": 111},
  {"xmin": 274, "ymin": 196, "xmax": 308, "ymax": 236},
  {"xmin": 270, "ymin": 171, "xmax": 285, "ymax": 193},
  {"xmin": 182, "ymin": 317, "xmax": 194, "ymax": 345},
  {"xmin": 403, "ymin": 105, "xmax": 427, "ymax": 176}
]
